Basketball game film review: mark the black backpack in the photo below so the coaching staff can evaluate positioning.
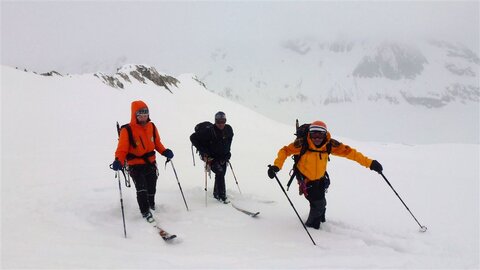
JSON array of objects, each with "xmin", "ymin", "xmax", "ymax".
[
  {"xmin": 191, "ymin": 121, "xmax": 215, "ymax": 159},
  {"xmin": 194, "ymin": 121, "xmax": 214, "ymax": 134},
  {"xmin": 287, "ymin": 119, "xmax": 331, "ymax": 191}
]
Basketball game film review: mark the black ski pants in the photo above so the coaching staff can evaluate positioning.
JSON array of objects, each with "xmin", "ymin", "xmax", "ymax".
[
  {"xmin": 129, "ymin": 163, "xmax": 158, "ymax": 215},
  {"xmin": 211, "ymin": 160, "xmax": 227, "ymax": 199},
  {"xmin": 304, "ymin": 178, "xmax": 328, "ymax": 229}
]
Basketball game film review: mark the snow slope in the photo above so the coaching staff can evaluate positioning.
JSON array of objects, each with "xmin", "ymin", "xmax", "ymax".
[{"xmin": 1, "ymin": 66, "xmax": 478, "ymax": 269}]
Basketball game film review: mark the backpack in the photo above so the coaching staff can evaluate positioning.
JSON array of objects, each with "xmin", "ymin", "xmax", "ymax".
[
  {"xmin": 287, "ymin": 119, "xmax": 332, "ymax": 192},
  {"xmin": 194, "ymin": 121, "xmax": 214, "ymax": 134},
  {"xmin": 191, "ymin": 121, "xmax": 216, "ymax": 155}
]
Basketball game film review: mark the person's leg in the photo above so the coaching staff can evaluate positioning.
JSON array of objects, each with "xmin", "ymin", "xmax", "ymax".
[
  {"xmin": 211, "ymin": 161, "xmax": 227, "ymax": 201},
  {"xmin": 129, "ymin": 165, "xmax": 150, "ymax": 216},
  {"xmin": 145, "ymin": 164, "xmax": 158, "ymax": 210},
  {"xmin": 305, "ymin": 180, "xmax": 327, "ymax": 229}
]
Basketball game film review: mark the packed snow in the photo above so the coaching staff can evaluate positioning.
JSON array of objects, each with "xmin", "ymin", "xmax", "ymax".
[{"xmin": 1, "ymin": 66, "xmax": 478, "ymax": 269}]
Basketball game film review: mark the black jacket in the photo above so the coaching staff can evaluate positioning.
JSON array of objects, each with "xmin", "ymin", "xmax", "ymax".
[{"xmin": 190, "ymin": 124, "xmax": 234, "ymax": 160}]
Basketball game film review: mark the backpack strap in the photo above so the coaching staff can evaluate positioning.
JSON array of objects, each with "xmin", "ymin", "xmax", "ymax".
[
  {"xmin": 123, "ymin": 122, "xmax": 156, "ymax": 165},
  {"xmin": 151, "ymin": 122, "xmax": 157, "ymax": 142},
  {"xmin": 121, "ymin": 124, "xmax": 137, "ymax": 148},
  {"xmin": 121, "ymin": 122, "xmax": 157, "ymax": 149},
  {"xmin": 286, "ymin": 141, "xmax": 332, "ymax": 190}
]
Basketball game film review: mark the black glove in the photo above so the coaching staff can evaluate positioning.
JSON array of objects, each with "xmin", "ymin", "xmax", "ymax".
[
  {"xmin": 370, "ymin": 160, "xmax": 383, "ymax": 174},
  {"xmin": 267, "ymin": 165, "xmax": 280, "ymax": 179},
  {"xmin": 225, "ymin": 152, "xmax": 231, "ymax": 161},
  {"xmin": 162, "ymin": 149, "xmax": 174, "ymax": 159},
  {"xmin": 111, "ymin": 159, "xmax": 122, "ymax": 171}
]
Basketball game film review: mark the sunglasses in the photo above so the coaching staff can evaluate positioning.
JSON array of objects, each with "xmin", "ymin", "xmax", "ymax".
[
  {"xmin": 309, "ymin": 132, "xmax": 326, "ymax": 140},
  {"xmin": 136, "ymin": 108, "xmax": 149, "ymax": 116}
]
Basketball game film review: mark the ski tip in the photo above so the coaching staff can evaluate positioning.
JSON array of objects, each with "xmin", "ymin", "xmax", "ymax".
[
  {"xmin": 252, "ymin": 212, "xmax": 260, "ymax": 217},
  {"xmin": 162, "ymin": 234, "xmax": 177, "ymax": 241}
]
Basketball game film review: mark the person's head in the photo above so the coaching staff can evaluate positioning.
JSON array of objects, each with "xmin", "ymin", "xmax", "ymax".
[
  {"xmin": 136, "ymin": 107, "xmax": 149, "ymax": 126},
  {"xmin": 131, "ymin": 100, "xmax": 150, "ymax": 126},
  {"xmin": 214, "ymin": 111, "xmax": 226, "ymax": 130},
  {"xmin": 309, "ymin": 120, "xmax": 327, "ymax": 146}
]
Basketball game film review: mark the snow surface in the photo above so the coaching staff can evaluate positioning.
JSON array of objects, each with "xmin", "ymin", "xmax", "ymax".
[{"xmin": 1, "ymin": 66, "xmax": 479, "ymax": 269}]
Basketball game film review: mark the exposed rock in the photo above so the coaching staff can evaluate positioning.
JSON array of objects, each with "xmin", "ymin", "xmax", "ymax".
[
  {"xmin": 41, "ymin": 71, "xmax": 62, "ymax": 76},
  {"xmin": 281, "ymin": 39, "xmax": 312, "ymax": 55},
  {"xmin": 445, "ymin": 63, "xmax": 476, "ymax": 77},
  {"xmin": 329, "ymin": 40, "xmax": 354, "ymax": 53},
  {"xmin": 94, "ymin": 64, "xmax": 180, "ymax": 93},
  {"xmin": 94, "ymin": 73, "xmax": 124, "ymax": 89},
  {"xmin": 353, "ymin": 43, "xmax": 428, "ymax": 80},
  {"xmin": 193, "ymin": 76, "xmax": 206, "ymax": 88},
  {"xmin": 429, "ymin": 40, "xmax": 480, "ymax": 64}
]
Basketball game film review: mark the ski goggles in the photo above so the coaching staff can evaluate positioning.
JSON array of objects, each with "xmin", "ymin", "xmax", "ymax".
[
  {"xmin": 215, "ymin": 119, "xmax": 226, "ymax": 124},
  {"xmin": 309, "ymin": 131, "xmax": 326, "ymax": 140},
  {"xmin": 136, "ymin": 108, "xmax": 149, "ymax": 116}
]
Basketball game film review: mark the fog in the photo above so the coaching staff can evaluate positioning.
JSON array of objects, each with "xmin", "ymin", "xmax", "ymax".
[{"xmin": 1, "ymin": 1, "xmax": 478, "ymax": 75}]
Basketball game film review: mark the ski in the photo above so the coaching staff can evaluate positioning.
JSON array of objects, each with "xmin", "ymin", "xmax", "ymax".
[
  {"xmin": 232, "ymin": 204, "xmax": 260, "ymax": 217},
  {"xmin": 156, "ymin": 225, "xmax": 177, "ymax": 241},
  {"xmin": 146, "ymin": 217, "xmax": 177, "ymax": 241}
]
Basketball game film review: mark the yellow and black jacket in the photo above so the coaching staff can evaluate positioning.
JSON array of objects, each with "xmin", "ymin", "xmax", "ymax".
[{"xmin": 273, "ymin": 132, "xmax": 373, "ymax": 183}]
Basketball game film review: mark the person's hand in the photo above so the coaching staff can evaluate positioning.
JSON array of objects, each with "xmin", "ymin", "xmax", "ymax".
[
  {"xmin": 370, "ymin": 160, "xmax": 383, "ymax": 174},
  {"xmin": 162, "ymin": 149, "xmax": 174, "ymax": 159},
  {"xmin": 111, "ymin": 159, "xmax": 122, "ymax": 171},
  {"xmin": 225, "ymin": 152, "xmax": 231, "ymax": 161},
  {"xmin": 267, "ymin": 165, "xmax": 280, "ymax": 179}
]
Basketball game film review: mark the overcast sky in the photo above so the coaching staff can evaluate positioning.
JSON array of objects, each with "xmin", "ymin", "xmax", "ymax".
[{"xmin": 1, "ymin": 1, "xmax": 478, "ymax": 75}]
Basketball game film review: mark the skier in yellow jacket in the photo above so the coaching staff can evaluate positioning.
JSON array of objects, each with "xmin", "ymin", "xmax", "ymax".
[{"xmin": 267, "ymin": 120, "xmax": 383, "ymax": 229}]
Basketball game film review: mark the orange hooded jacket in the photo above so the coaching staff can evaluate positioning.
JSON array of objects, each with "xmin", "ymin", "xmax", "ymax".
[
  {"xmin": 115, "ymin": 100, "xmax": 167, "ymax": 166},
  {"xmin": 273, "ymin": 132, "xmax": 373, "ymax": 183}
]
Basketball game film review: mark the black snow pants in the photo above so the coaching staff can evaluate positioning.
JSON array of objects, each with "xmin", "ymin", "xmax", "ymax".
[
  {"xmin": 304, "ymin": 175, "xmax": 329, "ymax": 229},
  {"xmin": 129, "ymin": 163, "xmax": 158, "ymax": 215},
  {"xmin": 211, "ymin": 160, "xmax": 227, "ymax": 199}
]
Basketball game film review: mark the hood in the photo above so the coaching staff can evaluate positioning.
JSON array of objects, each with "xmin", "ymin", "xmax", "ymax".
[{"xmin": 130, "ymin": 100, "xmax": 150, "ymax": 125}]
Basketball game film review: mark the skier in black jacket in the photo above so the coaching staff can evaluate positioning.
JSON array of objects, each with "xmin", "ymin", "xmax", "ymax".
[{"xmin": 190, "ymin": 111, "xmax": 234, "ymax": 202}]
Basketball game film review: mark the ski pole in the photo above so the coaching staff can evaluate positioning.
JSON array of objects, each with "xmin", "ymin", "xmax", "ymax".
[
  {"xmin": 269, "ymin": 165, "xmax": 316, "ymax": 246},
  {"xmin": 204, "ymin": 162, "xmax": 208, "ymax": 207},
  {"xmin": 228, "ymin": 161, "xmax": 242, "ymax": 195},
  {"xmin": 116, "ymin": 171, "xmax": 127, "ymax": 238},
  {"xmin": 380, "ymin": 172, "xmax": 427, "ymax": 232},
  {"xmin": 191, "ymin": 144, "xmax": 196, "ymax": 166},
  {"xmin": 167, "ymin": 159, "xmax": 189, "ymax": 211}
]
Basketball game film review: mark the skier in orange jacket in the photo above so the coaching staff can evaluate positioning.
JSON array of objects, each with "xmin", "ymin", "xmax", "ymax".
[{"xmin": 111, "ymin": 100, "xmax": 174, "ymax": 222}]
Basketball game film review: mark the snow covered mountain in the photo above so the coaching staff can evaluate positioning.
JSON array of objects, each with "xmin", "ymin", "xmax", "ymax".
[
  {"xmin": 1, "ymin": 65, "xmax": 478, "ymax": 269},
  {"xmin": 196, "ymin": 38, "xmax": 480, "ymax": 144},
  {"xmin": 29, "ymin": 37, "xmax": 479, "ymax": 145},
  {"xmin": 201, "ymin": 38, "xmax": 479, "ymax": 107}
]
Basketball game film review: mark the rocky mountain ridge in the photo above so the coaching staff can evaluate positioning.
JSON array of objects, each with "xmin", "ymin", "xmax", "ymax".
[{"xmin": 94, "ymin": 64, "xmax": 180, "ymax": 93}]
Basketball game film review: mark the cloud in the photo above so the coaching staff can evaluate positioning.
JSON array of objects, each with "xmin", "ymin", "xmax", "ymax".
[{"xmin": 1, "ymin": 1, "xmax": 478, "ymax": 74}]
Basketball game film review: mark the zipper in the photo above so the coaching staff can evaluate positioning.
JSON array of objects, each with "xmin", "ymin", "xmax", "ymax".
[{"xmin": 139, "ymin": 137, "xmax": 145, "ymax": 149}]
